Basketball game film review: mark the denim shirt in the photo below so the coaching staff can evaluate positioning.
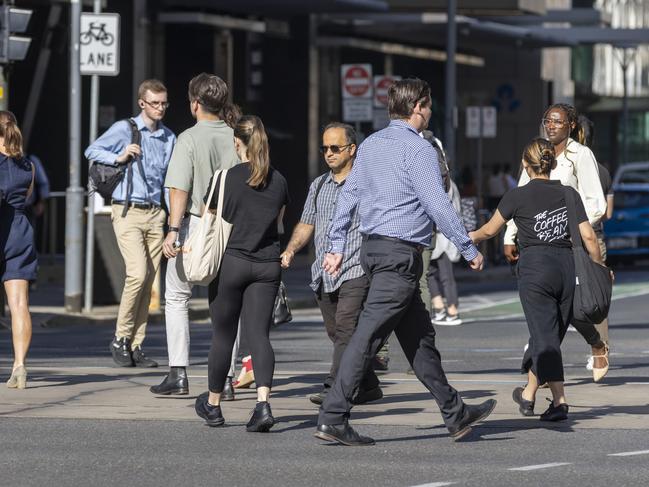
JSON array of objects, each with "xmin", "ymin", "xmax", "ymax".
[{"xmin": 84, "ymin": 114, "xmax": 176, "ymax": 205}]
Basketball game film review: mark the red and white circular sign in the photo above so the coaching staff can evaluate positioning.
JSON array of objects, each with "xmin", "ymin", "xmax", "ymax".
[
  {"xmin": 374, "ymin": 75, "xmax": 399, "ymax": 107},
  {"xmin": 342, "ymin": 65, "xmax": 372, "ymax": 98}
]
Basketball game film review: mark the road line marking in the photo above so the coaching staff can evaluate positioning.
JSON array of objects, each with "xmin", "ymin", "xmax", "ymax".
[
  {"xmin": 509, "ymin": 462, "xmax": 572, "ymax": 471},
  {"xmin": 409, "ymin": 482, "xmax": 457, "ymax": 487},
  {"xmin": 608, "ymin": 450, "xmax": 649, "ymax": 457},
  {"xmin": 627, "ymin": 382, "xmax": 649, "ymax": 385}
]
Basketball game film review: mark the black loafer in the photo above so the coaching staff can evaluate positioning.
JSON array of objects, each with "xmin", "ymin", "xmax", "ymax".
[
  {"xmin": 195, "ymin": 392, "xmax": 225, "ymax": 427},
  {"xmin": 132, "ymin": 348, "xmax": 158, "ymax": 368},
  {"xmin": 540, "ymin": 402, "xmax": 569, "ymax": 422},
  {"xmin": 246, "ymin": 401, "xmax": 275, "ymax": 432},
  {"xmin": 448, "ymin": 399, "xmax": 497, "ymax": 441},
  {"xmin": 352, "ymin": 386, "xmax": 383, "ymax": 405},
  {"xmin": 150, "ymin": 367, "xmax": 189, "ymax": 395},
  {"xmin": 315, "ymin": 422, "xmax": 375, "ymax": 446},
  {"xmin": 512, "ymin": 387, "xmax": 535, "ymax": 417},
  {"xmin": 221, "ymin": 377, "xmax": 235, "ymax": 401}
]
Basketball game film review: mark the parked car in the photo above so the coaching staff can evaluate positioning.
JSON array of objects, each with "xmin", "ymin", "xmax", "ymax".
[
  {"xmin": 604, "ymin": 182, "xmax": 649, "ymax": 264},
  {"xmin": 612, "ymin": 161, "xmax": 649, "ymax": 186}
]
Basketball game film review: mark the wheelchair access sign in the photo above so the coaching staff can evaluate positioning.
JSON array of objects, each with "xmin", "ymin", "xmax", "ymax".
[{"xmin": 80, "ymin": 13, "xmax": 120, "ymax": 76}]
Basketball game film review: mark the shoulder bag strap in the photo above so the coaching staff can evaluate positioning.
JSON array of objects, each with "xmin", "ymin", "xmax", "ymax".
[
  {"xmin": 203, "ymin": 169, "xmax": 223, "ymax": 218},
  {"xmin": 215, "ymin": 168, "xmax": 228, "ymax": 220},
  {"xmin": 563, "ymin": 186, "xmax": 583, "ymax": 250},
  {"xmin": 313, "ymin": 173, "xmax": 328, "ymax": 214},
  {"xmin": 122, "ymin": 118, "xmax": 141, "ymax": 217}
]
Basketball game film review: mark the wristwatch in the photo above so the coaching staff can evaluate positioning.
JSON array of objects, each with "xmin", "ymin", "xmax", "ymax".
[{"xmin": 168, "ymin": 226, "xmax": 180, "ymax": 233}]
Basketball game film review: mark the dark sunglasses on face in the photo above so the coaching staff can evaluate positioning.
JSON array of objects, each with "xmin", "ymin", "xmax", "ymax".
[{"xmin": 319, "ymin": 144, "xmax": 352, "ymax": 154}]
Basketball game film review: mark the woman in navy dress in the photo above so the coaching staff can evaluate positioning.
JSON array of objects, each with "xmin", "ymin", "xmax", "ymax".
[{"xmin": 0, "ymin": 111, "xmax": 36, "ymax": 389}]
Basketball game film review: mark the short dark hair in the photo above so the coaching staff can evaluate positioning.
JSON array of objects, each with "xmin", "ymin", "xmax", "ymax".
[
  {"xmin": 388, "ymin": 78, "xmax": 431, "ymax": 120},
  {"xmin": 323, "ymin": 122, "xmax": 357, "ymax": 146},
  {"xmin": 188, "ymin": 73, "xmax": 229, "ymax": 115}
]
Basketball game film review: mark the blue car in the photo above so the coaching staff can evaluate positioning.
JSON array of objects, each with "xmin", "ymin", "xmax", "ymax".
[{"xmin": 604, "ymin": 184, "xmax": 649, "ymax": 264}]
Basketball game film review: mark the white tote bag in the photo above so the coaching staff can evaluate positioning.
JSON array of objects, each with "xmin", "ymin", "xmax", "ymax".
[{"xmin": 181, "ymin": 169, "xmax": 233, "ymax": 286}]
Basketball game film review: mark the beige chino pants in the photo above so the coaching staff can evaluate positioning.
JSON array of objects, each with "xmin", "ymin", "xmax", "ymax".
[{"xmin": 111, "ymin": 204, "xmax": 166, "ymax": 350}]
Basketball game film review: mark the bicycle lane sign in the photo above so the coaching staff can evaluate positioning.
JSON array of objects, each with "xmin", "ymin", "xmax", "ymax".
[{"xmin": 80, "ymin": 13, "xmax": 120, "ymax": 76}]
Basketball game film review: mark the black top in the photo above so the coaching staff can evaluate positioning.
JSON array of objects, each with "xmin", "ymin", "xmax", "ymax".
[
  {"xmin": 598, "ymin": 163, "xmax": 612, "ymax": 196},
  {"xmin": 206, "ymin": 163, "xmax": 289, "ymax": 262},
  {"xmin": 498, "ymin": 179, "xmax": 588, "ymax": 249}
]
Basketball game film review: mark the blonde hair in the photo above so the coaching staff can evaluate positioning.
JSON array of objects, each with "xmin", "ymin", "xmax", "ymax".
[
  {"xmin": 522, "ymin": 137, "xmax": 555, "ymax": 177},
  {"xmin": 0, "ymin": 111, "xmax": 24, "ymax": 159},
  {"xmin": 234, "ymin": 115, "xmax": 270, "ymax": 189},
  {"xmin": 137, "ymin": 79, "xmax": 167, "ymax": 100}
]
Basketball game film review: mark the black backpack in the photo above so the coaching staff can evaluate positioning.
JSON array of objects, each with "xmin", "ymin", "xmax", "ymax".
[{"xmin": 88, "ymin": 118, "xmax": 141, "ymax": 216}]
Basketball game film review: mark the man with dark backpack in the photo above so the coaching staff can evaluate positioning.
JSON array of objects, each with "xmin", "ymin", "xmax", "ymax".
[
  {"xmin": 280, "ymin": 123, "xmax": 382, "ymax": 406},
  {"xmin": 85, "ymin": 79, "xmax": 176, "ymax": 367}
]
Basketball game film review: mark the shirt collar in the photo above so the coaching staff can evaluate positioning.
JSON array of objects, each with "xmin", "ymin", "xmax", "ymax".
[
  {"xmin": 133, "ymin": 114, "xmax": 167, "ymax": 138},
  {"xmin": 326, "ymin": 171, "xmax": 348, "ymax": 186},
  {"xmin": 389, "ymin": 119, "xmax": 420, "ymax": 136}
]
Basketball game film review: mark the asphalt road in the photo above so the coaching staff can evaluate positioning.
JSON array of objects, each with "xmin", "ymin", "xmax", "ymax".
[{"xmin": 1, "ymin": 266, "xmax": 648, "ymax": 487}]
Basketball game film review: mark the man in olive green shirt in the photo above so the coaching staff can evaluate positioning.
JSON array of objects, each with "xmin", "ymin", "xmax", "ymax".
[{"xmin": 150, "ymin": 73, "xmax": 239, "ymax": 396}]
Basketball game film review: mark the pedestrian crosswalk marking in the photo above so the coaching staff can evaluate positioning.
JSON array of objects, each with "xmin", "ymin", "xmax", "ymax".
[
  {"xmin": 608, "ymin": 450, "xmax": 649, "ymax": 457},
  {"xmin": 509, "ymin": 462, "xmax": 572, "ymax": 471}
]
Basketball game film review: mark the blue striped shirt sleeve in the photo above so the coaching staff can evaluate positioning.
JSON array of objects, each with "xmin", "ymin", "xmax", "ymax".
[
  {"xmin": 300, "ymin": 176, "xmax": 319, "ymax": 225},
  {"xmin": 408, "ymin": 145, "xmax": 478, "ymax": 261}
]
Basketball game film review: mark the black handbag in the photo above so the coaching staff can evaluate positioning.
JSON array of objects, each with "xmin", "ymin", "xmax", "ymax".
[
  {"xmin": 272, "ymin": 281, "xmax": 292, "ymax": 326},
  {"xmin": 88, "ymin": 119, "xmax": 141, "ymax": 215},
  {"xmin": 564, "ymin": 187, "xmax": 612, "ymax": 324}
]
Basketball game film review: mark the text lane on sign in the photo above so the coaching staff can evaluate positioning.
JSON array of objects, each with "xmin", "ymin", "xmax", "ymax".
[{"xmin": 80, "ymin": 13, "xmax": 120, "ymax": 76}]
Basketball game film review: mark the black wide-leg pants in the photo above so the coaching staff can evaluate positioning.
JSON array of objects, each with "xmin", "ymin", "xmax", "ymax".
[
  {"xmin": 517, "ymin": 246, "xmax": 575, "ymax": 384},
  {"xmin": 318, "ymin": 238, "xmax": 465, "ymax": 428}
]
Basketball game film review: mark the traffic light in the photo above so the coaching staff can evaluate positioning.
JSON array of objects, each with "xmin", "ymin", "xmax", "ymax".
[{"xmin": 0, "ymin": 5, "xmax": 32, "ymax": 64}]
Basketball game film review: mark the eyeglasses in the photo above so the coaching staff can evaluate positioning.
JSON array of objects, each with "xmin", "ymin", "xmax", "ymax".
[
  {"xmin": 542, "ymin": 118, "xmax": 567, "ymax": 128},
  {"xmin": 319, "ymin": 144, "xmax": 352, "ymax": 154},
  {"xmin": 143, "ymin": 100, "xmax": 170, "ymax": 110}
]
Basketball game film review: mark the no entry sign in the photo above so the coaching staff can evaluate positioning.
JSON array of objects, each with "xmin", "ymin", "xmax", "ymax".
[
  {"xmin": 373, "ymin": 75, "xmax": 400, "ymax": 108},
  {"xmin": 341, "ymin": 64, "xmax": 373, "ymax": 99}
]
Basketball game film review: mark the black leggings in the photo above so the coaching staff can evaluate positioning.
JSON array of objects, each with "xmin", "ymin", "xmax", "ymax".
[{"xmin": 207, "ymin": 252, "xmax": 280, "ymax": 393}]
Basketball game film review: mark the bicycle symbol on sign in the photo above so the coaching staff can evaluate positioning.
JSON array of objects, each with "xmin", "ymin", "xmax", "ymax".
[{"xmin": 80, "ymin": 22, "xmax": 115, "ymax": 46}]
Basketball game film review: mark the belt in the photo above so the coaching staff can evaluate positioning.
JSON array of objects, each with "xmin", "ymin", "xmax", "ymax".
[
  {"xmin": 363, "ymin": 234, "xmax": 425, "ymax": 253},
  {"xmin": 112, "ymin": 200, "xmax": 159, "ymax": 210}
]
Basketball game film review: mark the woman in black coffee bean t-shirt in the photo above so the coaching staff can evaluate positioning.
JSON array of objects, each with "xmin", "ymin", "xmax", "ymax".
[
  {"xmin": 194, "ymin": 115, "xmax": 289, "ymax": 432},
  {"xmin": 470, "ymin": 138, "xmax": 604, "ymax": 422}
]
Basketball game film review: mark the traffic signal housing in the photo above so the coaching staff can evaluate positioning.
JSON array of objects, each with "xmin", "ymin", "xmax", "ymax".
[{"xmin": 0, "ymin": 5, "xmax": 32, "ymax": 64}]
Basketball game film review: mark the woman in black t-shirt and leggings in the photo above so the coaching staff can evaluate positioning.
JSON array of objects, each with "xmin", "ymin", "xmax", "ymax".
[
  {"xmin": 470, "ymin": 138, "xmax": 603, "ymax": 422},
  {"xmin": 195, "ymin": 115, "xmax": 289, "ymax": 432}
]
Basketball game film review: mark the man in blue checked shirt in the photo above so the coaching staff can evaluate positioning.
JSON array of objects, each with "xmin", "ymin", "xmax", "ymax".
[
  {"xmin": 85, "ymin": 79, "xmax": 176, "ymax": 368},
  {"xmin": 281, "ymin": 122, "xmax": 382, "ymax": 407},
  {"xmin": 315, "ymin": 78, "xmax": 496, "ymax": 446}
]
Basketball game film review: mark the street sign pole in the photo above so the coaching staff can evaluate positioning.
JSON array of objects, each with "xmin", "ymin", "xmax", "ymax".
[
  {"xmin": 65, "ymin": 0, "xmax": 83, "ymax": 312},
  {"xmin": 83, "ymin": 0, "xmax": 101, "ymax": 313}
]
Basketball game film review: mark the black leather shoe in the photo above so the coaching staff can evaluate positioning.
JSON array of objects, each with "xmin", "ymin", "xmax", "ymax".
[
  {"xmin": 309, "ymin": 389, "xmax": 327, "ymax": 406},
  {"xmin": 132, "ymin": 347, "xmax": 158, "ymax": 368},
  {"xmin": 372, "ymin": 356, "xmax": 389, "ymax": 371},
  {"xmin": 221, "ymin": 377, "xmax": 235, "ymax": 401},
  {"xmin": 352, "ymin": 386, "xmax": 383, "ymax": 405},
  {"xmin": 314, "ymin": 422, "xmax": 375, "ymax": 446},
  {"xmin": 540, "ymin": 402, "xmax": 569, "ymax": 422},
  {"xmin": 110, "ymin": 337, "xmax": 133, "ymax": 367},
  {"xmin": 512, "ymin": 387, "xmax": 535, "ymax": 416},
  {"xmin": 150, "ymin": 367, "xmax": 189, "ymax": 395},
  {"xmin": 246, "ymin": 401, "xmax": 275, "ymax": 432},
  {"xmin": 195, "ymin": 392, "xmax": 225, "ymax": 427},
  {"xmin": 448, "ymin": 399, "xmax": 497, "ymax": 441}
]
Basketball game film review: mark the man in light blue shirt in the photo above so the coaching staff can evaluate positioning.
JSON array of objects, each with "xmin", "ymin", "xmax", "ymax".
[
  {"xmin": 85, "ymin": 79, "xmax": 176, "ymax": 368},
  {"xmin": 315, "ymin": 78, "xmax": 495, "ymax": 446}
]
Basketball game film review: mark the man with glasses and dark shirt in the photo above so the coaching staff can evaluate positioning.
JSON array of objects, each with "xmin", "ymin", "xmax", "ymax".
[
  {"xmin": 281, "ymin": 122, "xmax": 382, "ymax": 407},
  {"xmin": 315, "ymin": 78, "xmax": 496, "ymax": 446},
  {"xmin": 85, "ymin": 79, "xmax": 176, "ymax": 368}
]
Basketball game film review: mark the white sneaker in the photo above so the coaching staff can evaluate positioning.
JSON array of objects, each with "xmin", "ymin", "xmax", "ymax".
[
  {"xmin": 432, "ymin": 310, "xmax": 446, "ymax": 324},
  {"xmin": 436, "ymin": 314, "xmax": 463, "ymax": 326},
  {"xmin": 586, "ymin": 355, "xmax": 594, "ymax": 371}
]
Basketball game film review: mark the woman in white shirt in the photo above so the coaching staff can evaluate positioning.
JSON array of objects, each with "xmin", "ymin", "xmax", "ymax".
[{"xmin": 503, "ymin": 103, "xmax": 609, "ymax": 382}]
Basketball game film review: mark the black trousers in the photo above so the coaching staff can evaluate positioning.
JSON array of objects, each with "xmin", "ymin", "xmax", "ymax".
[
  {"xmin": 518, "ymin": 246, "xmax": 574, "ymax": 384},
  {"xmin": 315, "ymin": 275, "xmax": 379, "ymax": 391},
  {"xmin": 207, "ymin": 253, "xmax": 280, "ymax": 392},
  {"xmin": 426, "ymin": 253, "xmax": 459, "ymax": 307},
  {"xmin": 318, "ymin": 238, "xmax": 465, "ymax": 428}
]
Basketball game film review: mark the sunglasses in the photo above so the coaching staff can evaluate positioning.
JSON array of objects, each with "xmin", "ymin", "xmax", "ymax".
[{"xmin": 319, "ymin": 144, "xmax": 352, "ymax": 154}]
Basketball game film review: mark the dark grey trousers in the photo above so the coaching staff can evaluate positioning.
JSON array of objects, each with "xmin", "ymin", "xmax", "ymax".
[
  {"xmin": 315, "ymin": 275, "xmax": 379, "ymax": 391},
  {"xmin": 318, "ymin": 238, "xmax": 465, "ymax": 428}
]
